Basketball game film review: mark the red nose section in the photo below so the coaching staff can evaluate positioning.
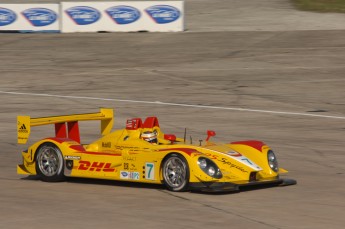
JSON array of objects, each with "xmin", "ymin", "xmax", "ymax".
[{"xmin": 231, "ymin": 140, "xmax": 265, "ymax": 152}]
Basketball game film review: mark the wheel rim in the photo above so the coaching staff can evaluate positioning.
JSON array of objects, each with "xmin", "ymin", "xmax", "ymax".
[
  {"xmin": 37, "ymin": 146, "xmax": 60, "ymax": 177},
  {"xmin": 163, "ymin": 157, "xmax": 187, "ymax": 189}
]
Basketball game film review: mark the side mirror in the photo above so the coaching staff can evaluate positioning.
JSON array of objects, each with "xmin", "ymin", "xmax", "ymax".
[
  {"xmin": 164, "ymin": 134, "xmax": 176, "ymax": 143},
  {"xmin": 206, "ymin": 130, "xmax": 216, "ymax": 141}
]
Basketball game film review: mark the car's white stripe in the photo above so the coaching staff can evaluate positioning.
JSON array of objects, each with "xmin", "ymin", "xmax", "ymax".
[{"xmin": 202, "ymin": 148, "xmax": 262, "ymax": 171}]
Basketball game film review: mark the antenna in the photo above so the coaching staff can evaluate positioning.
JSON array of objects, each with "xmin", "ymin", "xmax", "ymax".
[{"xmin": 184, "ymin": 128, "xmax": 186, "ymax": 143}]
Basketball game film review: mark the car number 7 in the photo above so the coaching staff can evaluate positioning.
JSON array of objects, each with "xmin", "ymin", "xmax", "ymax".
[{"xmin": 145, "ymin": 163, "xmax": 155, "ymax": 180}]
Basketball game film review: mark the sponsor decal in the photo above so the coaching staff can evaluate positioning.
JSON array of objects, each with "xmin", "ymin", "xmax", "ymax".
[
  {"xmin": 102, "ymin": 142, "xmax": 111, "ymax": 148},
  {"xmin": 130, "ymin": 171, "xmax": 140, "ymax": 180},
  {"xmin": 126, "ymin": 120, "xmax": 133, "ymax": 128},
  {"xmin": 205, "ymin": 152, "xmax": 261, "ymax": 171},
  {"xmin": 218, "ymin": 157, "xmax": 248, "ymax": 173},
  {"xmin": 203, "ymin": 153, "xmax": 219, "ymax": 160},
  {"xmin": 18, "ymin": 123, "xmax": 28, "ymax": 133},
  {"xmin": 64, "ymin": 155, "xmax": 81, "ymax": 160},
  {"xmin": 124, "ymin": 163, "xmax": 136, "ymax": 171},
  {"xmin": 121, "ymin": 171, "xmax": 129, "ymax": 179},
  {"xmin": 120, "ymin": 171, "xmax": 140, "ymax": 180},
  {"xmin": 22, "ymin": 8, "xmax": 57, "ymax": 27},
  {"xmin": 241, "ymin": 158, "xmax": 253, "ymax": 165},
  {"xmin": 0, "ymin": 8, "xmax": 17, "ymax": 26},
  {"xmin": 123, "ymin": 156, "xmax": 136, "ymax": 161},
  {"xmin": 145, "ymin": 5, "xmax": 180, "ymax": 24},
  {"xmin": 126, "ymin": 118, "xmax": 141, "ymax": 129},
  {"xmin": 228, "ymin": 154, "xmax": 261, "ymax": 170},
  {"xmin": 145, "ymin": 162, "xmax": 155, "ymax": 180},
  {"xmin": 65, "ymin": 6, "xmax": 101, "ymax": 25},
  {"xmin": 240, "ymin": 157, "xmax": 261, "ymax": 170},
  {"xmin": 77, "ymin": 160, "xmax": 116, "ymax": 172},
  {"xmin": 105, "ymin": 5, "xmax": 140, "ymax": 24}
]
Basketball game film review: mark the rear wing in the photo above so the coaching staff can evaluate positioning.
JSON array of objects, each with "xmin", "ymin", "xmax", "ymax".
[{"xmin": 17, "ymin": 108, "xmax": 114, "ymax": 144}]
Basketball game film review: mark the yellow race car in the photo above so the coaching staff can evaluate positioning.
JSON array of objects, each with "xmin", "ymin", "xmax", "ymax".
[{"xmin": 17, "ymin": 108, "xmax": 296, "ymax": 192}]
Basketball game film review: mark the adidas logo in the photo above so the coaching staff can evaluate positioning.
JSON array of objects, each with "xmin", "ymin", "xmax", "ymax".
[{"xmin": 18, "ymin": 124, "xmax": 28, "ymax": 133}]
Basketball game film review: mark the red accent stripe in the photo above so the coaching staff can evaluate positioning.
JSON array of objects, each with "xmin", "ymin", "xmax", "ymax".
[
  {"xmin": 46, "ymin": 137, "xmax": 70, "ymax": 143},
  {"xmin": 70, "ymin": 145, "xmax": 85, "ymax": 151},
  {"xmin": 45, "ymin": 138, "xmax": 121, "ymax": 156},
  {"xmin": 159, "ymin": 148, "xmax": 198, "ymax": 156},
  {"xmin": 231, "ymin": 140, "xmax": 265, "ymax": 152}
]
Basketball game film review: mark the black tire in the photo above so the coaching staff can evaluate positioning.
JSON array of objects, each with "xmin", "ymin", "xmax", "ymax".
[
  {"xmin": 162, "ymin": 154, "xmax": 189, "ymax": 192},
  {"xmin": 35, "ymin": 143, "xmax": 65, "ymax": 182}
]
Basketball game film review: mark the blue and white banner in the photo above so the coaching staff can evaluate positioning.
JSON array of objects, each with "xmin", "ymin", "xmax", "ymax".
[
  {"xmin": 61, "ymin": 1, "xmax": 184, "ymax": 32},
  {"xmin": 0, "ymin": 2, "xmax": 184, "ymax": 33},
  {"xmin": 0, "ymin": 4, "xmax": 59, "ymax": 32}
]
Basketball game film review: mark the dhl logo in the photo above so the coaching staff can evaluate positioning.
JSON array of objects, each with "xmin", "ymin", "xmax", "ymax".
[{"xmin": 77, "ymin": 160, "xmax": 116, "ymax": 172}]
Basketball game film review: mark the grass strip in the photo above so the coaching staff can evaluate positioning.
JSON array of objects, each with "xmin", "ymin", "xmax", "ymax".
[{"xmin": 291, "ymin": 0, "xmax": 345, "ymax": 13}]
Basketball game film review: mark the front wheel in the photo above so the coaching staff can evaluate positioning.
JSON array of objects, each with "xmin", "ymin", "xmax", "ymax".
[
  {"xmin": 162, "ymin": 154, "xmax": 189, "ymax": 192},
  {"xmin": 35, "ymin": 143, "xmax": 65, "ymax": 182}
]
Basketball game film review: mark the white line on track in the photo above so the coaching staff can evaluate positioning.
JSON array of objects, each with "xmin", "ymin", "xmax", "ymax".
[
  {"xmin": 150, "ymin": 66, "xmax": 345, "ymax": 71},
  {"xmin": 1, "ymin": 90, "xmax": 345, "ymax": 120}
]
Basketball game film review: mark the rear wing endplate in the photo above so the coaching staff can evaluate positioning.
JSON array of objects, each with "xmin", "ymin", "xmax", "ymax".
[{"xmin": 17, "ymin": 108, "xmax": 114, "ymax": 144}]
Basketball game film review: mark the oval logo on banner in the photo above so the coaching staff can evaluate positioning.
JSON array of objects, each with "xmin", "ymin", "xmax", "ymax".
[
  {"xmin": 105, "ymin": 6, "xmax": 141, "ymax": 25},
  {"xmin": 145, "ymin": 5, "xmax": 180, "ymax": 24},
  {"xmin": 65, "ymin": 6, "xmax": 101, "ymax": 25},
  {"xmin": 0, "ymin": 8, "xmax": 17, "ymax": 26},
  {"xmin": 22, "ymin": 8, "xmax": 57, "ymax": 27}
]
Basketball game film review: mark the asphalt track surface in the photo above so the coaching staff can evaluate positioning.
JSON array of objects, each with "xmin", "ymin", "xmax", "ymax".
[{"xmin": 1, "ymin": 1, "xmax": 345, "ymax": 229}]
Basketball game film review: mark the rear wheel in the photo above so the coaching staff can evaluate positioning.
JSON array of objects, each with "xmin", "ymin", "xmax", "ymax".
[
  {"xmin": 35, "ymin": 143, "xmax": 65, "ymax": 182},
  {"xmin": 162, "ymin": 154, "xmax": 189, "ymax": 192}
]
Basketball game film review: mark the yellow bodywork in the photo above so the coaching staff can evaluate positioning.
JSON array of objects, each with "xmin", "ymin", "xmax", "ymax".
[{"xmin": 17, "ymin": 108, "xmax": 292, "ymax": 191}]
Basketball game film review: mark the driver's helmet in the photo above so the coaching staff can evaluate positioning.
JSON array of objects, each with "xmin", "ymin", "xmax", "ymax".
[{"xmin": 141, "ymin": 131, "xmax": 158, "ymax": 144}]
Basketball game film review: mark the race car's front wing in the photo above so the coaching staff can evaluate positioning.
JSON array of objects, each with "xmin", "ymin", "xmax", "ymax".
[{"xmin": 189, "ymin": 178, "xmax": 297, "ymax": 192}]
